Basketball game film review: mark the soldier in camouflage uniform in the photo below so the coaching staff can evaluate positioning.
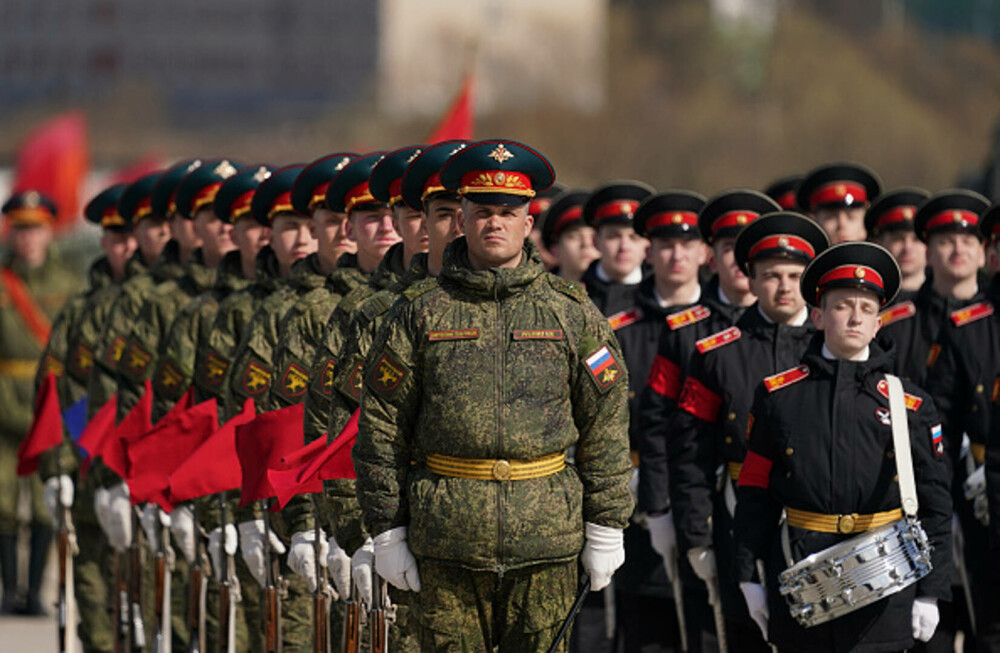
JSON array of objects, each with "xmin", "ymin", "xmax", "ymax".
[
  {"xmin": 354, "ymin": 140, "xmax": 634, "ymax": 652},
  {"xmin": 0, "ymin": 191, "xmax": 83, "ymax": 614}
]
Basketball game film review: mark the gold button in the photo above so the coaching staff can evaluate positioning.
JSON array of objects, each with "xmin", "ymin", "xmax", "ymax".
[
  {"xmin": 786, "ymin": 471, "xmax": 792, "ymax": 478},
  {"xmin": 628, "ymin": 390, "xmax": 636, "ymax": 400},
  {"xmin": 728, "ymin": 412, "xmax": 736, "ymax": 421},
  {"xmin": 492, "ymin": 459, "xmax": 512, "ymax": 481},
  {"xmin": 785, "ymin": 447, "xmax": 794, "ymax": 456},
  {"xmin": 976, "ymin": 384, "xmax": 984, "ymax": 393},
  {"xmin": 894, "ymin": 474, "xmax": 899, "ymax": 483},
  {"xmin": 886, "ymin": 450, "xmax": 894, "ymax": 459},
  {"xmin": 972, "ymin": 405, "xmax": 979, "ymax": 412},
  {"xmin": 725, "ymin": 436, "xmax": 733, "ymax": 445},
  {"xmin": 838, "ymin": 514, "xmax": 856, "ymax": 534}
]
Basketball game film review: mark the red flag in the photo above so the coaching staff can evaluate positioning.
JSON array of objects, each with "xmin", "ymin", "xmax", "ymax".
[
  {"xmin": 167, "ymin": 399, "xmax": 255, "ymax": 504},
  {"xmin": 13, "ymin": 112, "xmax": 89, "ymax": 231},
  {"xmin": 101, "ymin": 381, "xmax": 153, "ymax": 479},
  {"xmin": 426, "ymin": 74, "xmax": 474, "ymax": 143},
  {"xmin": 267, "ymin": 409, "xmax": 360, "ymax": 509},
  {"xmin": 236, "ymin": 404, "xmax": 306, "ymax": 507},
  {"xmin": 107, "ymin": 155, "xmax": 165, "ymax": 186},
  {"xmin": 77, "ymin": 395, "xmax": 118, "ymax": 479},
  {"xmin": 16, "ymin": 374, "xmax": 63, "ymax": 476},
  {"xmin": 155, "ymin": 387, "xmax": 193, "ymax": 426},
  {"xmin": 125, "ymin": 398, "xmax": 218, "ymax": 510}
]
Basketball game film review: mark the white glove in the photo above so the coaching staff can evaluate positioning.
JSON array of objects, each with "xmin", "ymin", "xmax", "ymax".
[
  {"xmin": 140, "ymin": 504, "xmax": 163, "ymax": 554},
  {"xmin": 964, "ymin": 465, "xmax": 990, "ymax": 525},
  {"xmin": 208, "ymin": 524, "xmax": 238, "ymax": 581},
  {"xmin": 238, "ymin": 520, "xmax": 286, "ymax": 588},
  {"xmin": 44, "ymin": 475, "xmax": 74, "ymax": 525},
  {"xmin": 580, "ymin": 522, "xmax": 625, "ymax": 591},
  {"xmin": 646, "ymin": 512, "xmax": 679, "ymax": 581},
  {"xmin": 170, "ymin": 505, "xmax": 197, "ymax": 563},
  {"xmin": 94, "ymin": 487, "xmax": 111, "ymax": 536},
  {"xmin": 105, "ymin": 483, "xmax": 133, "ymax": 552},
  {"xmin": 688, "ymin": 546, "xmax": 721, "ymax": 605},
  {"xmin": 287, "ymin": 530, "xmax": 329, "ymax": 593},
  {"xmin": 373, "ymin": 527, "xmax": 420, "ymax": 592},
  {"xmin": 328, "ymin": 536, "xmax": 353, "ymax": 600},
  {"xmin": 740, "ymin": 582, "xmax": 768, "ymax": 640},
  {"xmin": 351, "ymin": 539, "xmax": 375, "ymax": 608},
  {"xmin": 912, "ymin": 597, "xmax": 939, "ymax": 643}
]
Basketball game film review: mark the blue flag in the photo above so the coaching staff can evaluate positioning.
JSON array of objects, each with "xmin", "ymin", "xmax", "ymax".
[{"xmin": 62, "ymin": 395, "xmax": 88, "ymax": 453}]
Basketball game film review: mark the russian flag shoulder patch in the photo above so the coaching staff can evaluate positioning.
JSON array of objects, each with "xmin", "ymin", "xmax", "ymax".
[{"xmin": 585, "ymin": 345, "xmax": 623, "ymax": 389}]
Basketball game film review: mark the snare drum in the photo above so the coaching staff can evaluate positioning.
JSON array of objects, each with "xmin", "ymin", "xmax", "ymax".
[{"xmin": 778, "ymin": 517, "xmax": 932, "ymax": 628}]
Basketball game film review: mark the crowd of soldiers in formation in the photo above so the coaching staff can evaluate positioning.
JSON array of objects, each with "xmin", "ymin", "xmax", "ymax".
[{"xmin": 3, "ymin": 139, "xmax": 1000, "ymax": 653}]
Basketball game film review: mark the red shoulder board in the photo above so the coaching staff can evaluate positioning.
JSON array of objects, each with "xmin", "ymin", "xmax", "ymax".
[
  {"xmin": 695, "ymin": 326, "xmax": 741, "ymax": 354},
  {"xmin": 667, "ymin": 304, "xmax": 711, "ymax": 331},
  {"xmin": 608, "ymin": 307, "xmax": 643, "ymax": 331},
  {"xmin": 878, "ymin": 301, "xmax": 916, "ymax": 327},
  {"xmin": 875, "ymin": 379, "xmax": 924, "ymax": 411},
  {"xmin": 763, "ymin": 365, "xmax": 809, "ymax": 393},
  {"xmin": 951, "ymin": 302, "xmax": 994, "ymax": 327}
]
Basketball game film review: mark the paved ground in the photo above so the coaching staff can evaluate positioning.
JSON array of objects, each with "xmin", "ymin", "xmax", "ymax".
[{"xmin": 0, "ymin": 542, "xmax": 82, "ymax": 651}]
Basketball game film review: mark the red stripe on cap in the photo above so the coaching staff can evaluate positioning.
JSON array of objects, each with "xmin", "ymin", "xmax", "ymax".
[
  {"xmin": 231, "ymin": 190, "xmax": 255, "ymax": 220},
  {"xmin": 711, "ymin": 210, "xmax": 758, "ymax": 234},
  {"xmin": 133, "ymin": 197, "xmax": 153, "ymax": 221},
  {"xmin": 421, "ymin": 172, "xmax": 446, "ymax": 200},
  {"xmin": 551, "ymin": 206, "xmax": 584, "ymax": 236},
  {"xmin": 925, "ymin": 209, "xmax": 979, "ymax": 232},
  {"xmin": 458, "ymin": 170, "xmax": 534, "ymax": 197},
  {"xmin": 529, "ymin": 197, "xmax": 553, "ymax": 216},
  {"xmin": 594, "ymin": 200, "xmax": 640, "ymax": 222},
  {"xmin": 817, "ymin": 264, "xmax": 883, "ymax": 291},
  {"xmin": 192, "ymin": 182, "xmax": 223, "ymax": 214},
  {"xmin": 747, "ymin": 234, "xmax": 815, "ymax": 261},
  {"xmin": 808, "ymin": 181, "xmax": 867, "ymax": 209},
  {"xmin": 388, "ymin": 178, "xmax": 404, "ymax": 207},
  {"xmin": 268, "ymin": 190, "xmax": 294, "ymax": 220},
  {"xmin": 738, "ymin": 451, "xmax": 773, "ymax": 488},
  {"xmin": 344, "ymin": 181, "xmax": 375, "ymax": 213},
  {"xmin": 876, "ymin": 205, "xmax": 916, "ymax": 230},
  {"xmin": 647, "ymin": 211, "xmax": 698, "ymax": 231},
  {"xmin": 775, "ymin": 191, "xmax": 797, "ymax": 210},
  {"xmin": 309, "ymin": 181, "xmax": 330, "ymax": 210}
]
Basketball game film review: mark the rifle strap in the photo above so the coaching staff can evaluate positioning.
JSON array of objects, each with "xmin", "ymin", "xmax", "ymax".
[{"xmin": 0, "ymin": 266, "xmax": 51, "ymax": 348}]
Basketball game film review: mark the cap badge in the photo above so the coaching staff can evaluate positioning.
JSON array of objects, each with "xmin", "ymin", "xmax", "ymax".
[
  {"xmin": 186, "ymin": 160, "xmax": 203, "ymax": 173},
  {"xmin": 334, "ymin": 157, "xmax": 351, "ymax": 171},
  {"xmin": 671, "ymin": 213, "xmax": 683, "ymax": 224},
  {"xmin": 620, "ymin": 202, "xmax": 633, "ymax": 217},
  {"xmin": 494, "ymin": 172, "xmax": 506, "ymax": 184},
  {"xmin": 777, "ymin": 236, "xmax": 789, "ymax": 247},
  {"xmin": 855, "ymin": 267, "xmax": 866, "ymax": 278},
  {"xmin": 736, "ymin": 214, "xmax": 747, "ymax": 225},
  {"xmin": 903, "ymin": 207, "xmax": 914, "ymax": 219},
  {"xmin": 488, "ymin": 143, "xmax": 514, "ymax": 164},
  {"xmin": 24, "ymin": 191, "xmax": 40, "ymax": 208},
  {"xmin": 953, "ymin": 211, "xmax": 963, "ymax": 223},
  {"xmin": 406, "ymin": 149, "xmax": 423, "ymax": 164},
  {"xmin": 214, "ymin": 160, "xmax": 238, "ymax": 179},
  {"xmin": 252, "ymin": 166, "xmax": 272, "ymax": 183}
]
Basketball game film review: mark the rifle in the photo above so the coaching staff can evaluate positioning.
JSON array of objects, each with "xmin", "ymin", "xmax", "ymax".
[
  {"xmin": 262, "ymin": 503, "xmax": 283, "ymax": 653},
  {"xmin": 114, "ymin": 550, "xmax": 130, "ymax": 653},
  {"xmin": 706, "ymin": 573, "xmax": 728, "ymax": 653},
  {"xmin": 56, "ymin": 492, "xmax": 80, "ymax": 653},
  {"xmin": 342, "ymin": 584, "xmax": 363, "ymax": 653},
  {"xmin": 662, "ymin": 543, "xmax": 688, "ymax": 652},
  {"xmin": 369, "ymin": 575, "xmax": 396, "ymax": 653},
  {"xmin": 153, "ymin": 508, "xmax": 172, "ymax": 653},
  {"xmin": 187, "ymin": 503, "xmax": 207, "ymax": 653},
  {"xmin": 546, "ymin": 571, "xmax": 591, "ymax": 653},
  {"xmin": 312, "ymin": 500, "xmax": 331, "ymax": 653},
  {"xmin": 130, "ymin": 509, "xmax": 147, "ymax": 650},
  {"xmin": 219, "ymin": 493, "xmax": 239, "ymax": 653}
]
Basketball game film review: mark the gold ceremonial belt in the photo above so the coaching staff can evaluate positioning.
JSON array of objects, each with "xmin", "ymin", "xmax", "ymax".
[
  {"xmin": 0, "ymin": 358, "xmax": 39, "ymax": 378},
  {"xmin": 785, "ymin": 506, "xmax": 903, "ymax": 535},
  {"xmin": 425, "ymin": 452, "xmax": 566, "ymax": 482},
  {"xmin": 726, "ymin": 461, "xmax": 743, "ymax": 481}
]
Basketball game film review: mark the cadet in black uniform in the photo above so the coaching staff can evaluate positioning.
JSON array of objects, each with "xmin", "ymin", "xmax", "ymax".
[
  {"xmin": 865, "ymin": 188, "xmax": 929, "ymax": 303},
  {"xmin": 796, "ymin": 163, "xmax": 882, "ymax": 244},
  {"xmin": 762, "ymin": 175, "xmax": 803, "ymax": 212},
  {"xmin": 539, "ymin": 189, "xmax": 598, "ymax": 283}
]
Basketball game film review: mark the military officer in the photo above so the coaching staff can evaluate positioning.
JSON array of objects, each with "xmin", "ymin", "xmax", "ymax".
[
  {"xmin": 540, "ymin": 189, "xmax": 599, "ymax": 283},
  {"xmin": 864, "ymin": 188, "xmax": 929, "ymax": 300},
  {"xmin": 795, "ymin": 163, "xmax": 882, "ymax": 244},
  {"xmin": 354, "ymin": 139, "xmax": 634, "ymax": 651},
  {"xmin": 734, "ymin": 242, "xmax": 952, "ymax": 651}
]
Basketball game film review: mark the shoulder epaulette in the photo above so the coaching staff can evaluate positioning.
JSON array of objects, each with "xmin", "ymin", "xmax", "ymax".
[
  {"xmin": 667, "ymin": 304, "xmax": 711, "ymax": 331},
  {"xmin": 548, "ymin": 275, "xmax": 588, "ymax": 303},
  {"xmin": 359, "ymin": 289, "xmax": 397, "ymax": 320},
  {"xmin": 608, "ymin": 307, "xmax": 643, "ymax": 331},
  {"xmin": 950, "ymin": 301, "xmax": 993, "ymax": 327},
  {"xmin": 402, "ymin": 277, "xmax": 437, "ymax": 302},
  {"xmin": 875, "ymin": 379, "xmax": 924, "ymax": 411},
  {"xmin": 764, "ymin": 365, "xmax": 810, "ymax": 393},
  {"xmin": 879, "ymin": 300, "xmax": 916, "ymax": 327},
  {"xmin": 696, "ymin": 326, "xmax": 741, "ymax": 354}
]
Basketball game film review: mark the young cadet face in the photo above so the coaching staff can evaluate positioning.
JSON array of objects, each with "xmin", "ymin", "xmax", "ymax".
[
  {"xmin": 345, "ymin": 206, "xmax": 399, "ymax": 271},
  {"xmin": 100, "ymin": 229, "xmax": 137, "ymax": 279},
  {"xmin": 647, "ymin": 235, "xmax": 706, "ymax": 287},
  {"xmin": 310, "ymin": 206, "xmax": 356, "ymax": 264},
  {"xmin": 926, "ymin": 231, "xmax": 983, "ymax": 284},
  {"xmin": 424, "ymin": 197, "xmax": 463, "ymax": 268},
  {"xmin": 270, "ymin": 213, "xmax": 317, "ymax": 275},
  {"xmin": 749, "ymin": 258, "xmax": 806, "ymax": 323},
  {"xmin": 876, "ymin": 229, "xmax": 926, "ymax": 280},
  {"xmin": 595, "ymin": 223, "xmax": 648, "ymax": 282},
  {"xmin": 231, "ymin": 217, "xmax": 270, "ymax": 259},
  {"xmin": 192, "ymin": 207, "xmax": 235, "ymax": 262},
  {"xmin": 987, "ymin": 239, "xmax": 1000, "ymax": 274},
  {"xmin": 7, "ymin": 223, "xmax": 53, "ymax": 268},
  {"xmin": 392, "ymin": 204, "xmax": 429, "ymax": 256},
  {"xmin": 711, "ymin": 236, "xmax": 750, "ymax": 298},
  {"xmin": 459, "ymin": 199, "xmax": 533, "ymax": 270},
  {"xmin": 553, "ymin": 225, "xmax": 599, "ymax": 280},
  {"xmin": 134, "ymin": 217, "xmax": 172, "ymax": 259},
  {"xmin": 170, "ymin": 212, "xmax": 203, "ymax": 251},
  {"xmin": 813, "ymin": 287, "xmax": 882, "ymax": 359},
  {"xmin": 814, "ymin": 206, "xmax": 868, "ymax": 244}
]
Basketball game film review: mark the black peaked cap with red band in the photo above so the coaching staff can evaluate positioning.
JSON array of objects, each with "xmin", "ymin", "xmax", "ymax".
[
  {"xmin": 369, "ymin": 145, "xmax": 425, "ymax": 208},
  {"xmin": 291, "ymin": 153, "xmax": 357, "ymax": 215},
  {"xmin": 582, "ymin": 180, "xmax": 655, "ymax": 230},
  {"xmin": 734, "ymin": 211, "xmax": 830, "ymax": 276},
  {"xmin": 401, "ymin": 140, "xmax": 470, "ymax": 211},
  {"xmin": 796, "ymin": 163, "xmax": 882, "ymax": 213},
  {"xmin": 698, "ymin": 189, "xmax": 781, "ymax": 244},
  {"xmin": 528, "ymin": 183, "xmax": 567, "ymax": 218},
  {"xmin": 2, "ymin": 190, "xmax": 58, "ymax": 227},
  {"xmin": 913, "ymin": 189, "xmax": 990, "ymax": 243},
  {"xmin": 251, "ymin": 164, "xmax": 306, "ymax": 227},
  {"xmin": 119, "ymin": 171, "xmax": 165, "ymax": 226},
  {"xmin": 800, "ymin": 241, "xmax": 900, "ymax": 307},
  {"xmin": 540, "ymin": 189, "xmax": 590, "ymax": 249},
  {"xmin": 980, "ymin": 203, "xmax": 1000, "ymax": 243},
  {"xmin": 151, "ymin": 159, "xmax": 203, "ymax": 220},
  {"xmin": 173, "ymin": 159, "xmax": 244, "ymax": 220},
  {"xmin": 864, "ymin": 187, "xmax": 929, "ymax": 237},
  {"xmin": 325, "ymin": 153, "xmax": 387, "ymax": 214},
  {"xmin": 84, "ymin": 183, "xmax": 129, "ymax": 231},
  {"xmin": 763, "ymin": 174, "xmax": 804, "ymax": 211},
  {"xmin": 215, "ymin": 165, "xmax": 276, "ymax": 224},
  {"xmin": 633, "ymin": 190, "xmax": 707, "ymax": 239},
  {"xmin": 440, "ymin": 139, "xmax": 555, "ymax": 207}
]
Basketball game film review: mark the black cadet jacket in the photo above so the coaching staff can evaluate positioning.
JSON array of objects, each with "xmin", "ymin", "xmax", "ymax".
[{"xmin": 734, "ymin": 335, "xmax": 952, "ymax": 653}]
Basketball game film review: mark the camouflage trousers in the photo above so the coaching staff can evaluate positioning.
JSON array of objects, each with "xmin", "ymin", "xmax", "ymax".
[
  {"xmin": 74, "ymin": 519, "xmax": 114, "ymax": 652},
  {"xmin": 414, "ymin": 559, "xmax": 578, "ymax": 653},
  {"xmin": 0, "ymin": 442, "xmax": 47, "ymax": 533}
]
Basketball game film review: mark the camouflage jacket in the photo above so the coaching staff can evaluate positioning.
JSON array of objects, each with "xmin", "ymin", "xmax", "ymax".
[{"xmin": 354, "ymin": 238, "xmax": 633, "ymax": 572}]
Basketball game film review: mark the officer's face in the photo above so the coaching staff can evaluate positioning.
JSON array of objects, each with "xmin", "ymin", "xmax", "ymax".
[
  {"xmin": 553, "ymin": 225, "xmax": 599, "ymax": 281},
  {"xmin": 710, "ymin": 237, "xmax": 750, "ymax": 297},
  {"xmin": 459, "ymin": 199, "xmax": 533, "ymax": 270},
  {"xmin": 7, "ymin": 223, "xmax": 53, "ymax": 268},
  {"xmin": 647, "ymin": 236, "xmax": 706, "ymax": 287},
  {"xmin": 814, "ymin": 206, "xmax": 868, "ymax": 244},
  {"xmin": 134, "ymin": 218, "xmax": 172, "ymax": 261},
  {"xmin": 926, "ymin": 231, "xmax": 983, "ymax": 283},
  {"xmin": 876, "ymin": 229, "xmax": 926, "ymax": 281},
  {"xmin": 231, "ymin": 217, "xmax": 270, "ymax": 259},
  {"xmin": 424, "ymin": 198, "xmax": 462, "ymax": 272},
  {"xmin": 749, "ymin": 258, "xmax": 806, "ymax": 323},
  {"xmin": 813, "ymin": 288, "xmax": 881, "ymax": 359},
  {"xmin": 170, "ymin": 213, "xmax": 203, "ymax": 253},
  {"xmin": 270, "ymin": 213, "xmax": 317, "ymax": 276},
  {"xmin": 310, "ymin": 207, "xmax": 356, "ymax": 265},
  {"xmin": 100, "ymin": 229, "xmax": 137, "ymax": 279},
  {"xmin": 391, "ymin": 204, "xmax": 429, "ymax": 258},
  {"xmin": 345, "ymin": 207, "xmax": 400, "ymax": 272},
  {"xmin": 595, "ymin": 224, "xmax": 648, "ymax": 282},
  {"xmin": 192, "ymin": 207, "xmax": 235, "ymax": 262}
]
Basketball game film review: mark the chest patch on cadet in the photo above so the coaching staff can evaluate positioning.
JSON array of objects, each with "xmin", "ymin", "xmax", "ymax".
[
  {"xmin": 875, "ymin": 406, "xmax": 891, "ymax": 426},
  {"xmin": 585, "ymin": 345, "xmax": 623, "ymax": 389},
  {"xmin": 155, "ymin": 360, "xmax": 185, "ymax": 397},
  {"xmin": 369, "ymin": 353, "xmax": 407, "ymax": 394},
  {"xmin": 342, "ymin": 358, "xmax": 365, "ymax": 399},
  {"xmin": 280, "ymin": 362, "xmax": 309, "ymax": 398},
  {"xmin": 878, "ymin": 301, "xmax": 916, "ymax": 327},
  {"xmin": 764, "ymin": 365, "xmax": 809, "ymax": 392},
  {"xmin": 608, "ymin": 307, "xmax": 642, "ymax": 331},
  {"xmin": 875, "ymin": 379, "xmax": 923, "ymax": 410},
  {"xmin": 122, "ymin": 342, "xmax": 153, "ymax": 377},
  {"xmin": 71, "ymin": 344, "xmax": 94, "ymax": 377},
  {"xmin": 107, "ymin": 336, "xmax": 127, "ymax": 365},
  {"xmin": 931, "ymin": 423, "xmax": 944, "ymax": 456},
  {"xmin": 512, "ymin": 329, "xmax": 563, "ymax": 340},
  {"xmin": 318, "ymin": 358, "xmax": 336, "ymax": 395},
  {"xmin": 242, "ymin": 360, "xmax": 271, "ymax": 395},
  {"xmin": 202, "ymin": 351, "xmax": 229, "ymax": 386},
  {"xmin": 428, "ymin": 328, "xmax": 479, "ymax": 341},
  {"xmin": 950, "ymin": 302, "xmax": 993, "ymax": 326},
  {"xmin": 667, "ymin": 304, "xmax": 710, "ymax": 330},
  {"xmin": 695, "ymin": 326, "xmax": 740, "ymax": 354}
]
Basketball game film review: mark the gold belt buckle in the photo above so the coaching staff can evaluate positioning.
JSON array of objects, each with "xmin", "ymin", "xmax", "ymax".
[
  {"xmin": 492, "ymin": 459, "xmax": 512, "ymax": 481},
  {"xmin": 837, "ymin": 514, "xmax": 856, "ymax": 534}
]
